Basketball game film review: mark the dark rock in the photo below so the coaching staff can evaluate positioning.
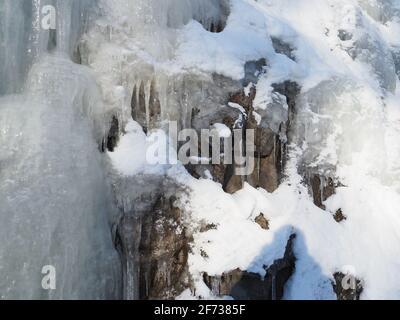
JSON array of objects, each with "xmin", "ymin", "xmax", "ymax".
[
  {"xmin": 243, "ymin": 58, "xmax": 267, "ymax": 86},
  {"xmin": 255, "ymin": 213, "xmax": 269, "ymax": 230},
  {"xmin": 138, "ymin": 81, "xmax": 146, "ymax": 119},
  {"xmin": 271, "ymin": 81, "xmax": 300, "ymax": 173},
  {"xmin": 183, "ymin": 75, "xmax": 243, "ymax": 188},
  {"xmin": 227, "ymin": 85, "xmax": 287, "ymax": 194},
  {"xmin": 203, "ymin": 234, "xmax": 296, "ymax": 300},
  {"xmin": 255, "ymin": 127, "xmax": 276, "ymax": 158},
  {"xmin": 187, "ymin": 73, "xmax": 294, "ymax": 196},
  {"xmin": 130, "ymin": 85, "xmax": 137, "ymax": 120},
  {"xmin": 190, "ymin": 74, "xmax": 242, "ymax": 131},
  {"xmin": 193, "ymin": 0, "xmax": 230, "ymax": 33},
  {"xmin": 310, "ymin": 175, "xmax": 336, "ymax": 209},
  {"xmin": 229, "ymin": 86, "xmax": 257, "ymax": 112},
  {"xmin": 209, "ymin": 22, "xmax": 225, "ymax": 33},
  {"xmin": 131, "ymin": 82, "xmax": 148, "ymax": 132},
  {"xmin": 247, "ymin": 153, "xmax": 279, "ymax": 193},
  {"xmin": 224, "ymin": 172, "xmax": 244, "ymax": 194},
  {"xmin": 130, "ymin": 79, "xmax": 162, "ymax": 132},
  {"xmin": 271, "ymin": 37, "xmax": 296, "ymax": 61},
  {"xmin": 338, "ymin": 29, "xmax": 353, "ymax": 41},
  {"xmin": 113, "ymin": 178, "xmax": 191, "ymax": 300},
  {"xmin": 332, "ymin": 272, "xmax": 363, "ymax": 300},
  {"xmin": 226, "ymin": 87, "xmax": 257, "ymax": 192},
  {"xmin": 200, "ymin": 249, "xmax": 209, "ymax": 258},
  {"xmin": 212, "ymin": 163, "xmax": 227, "ymax": 185},
  {"xmin": 149, "ymin": 79, "xmax": 161, "ymax": 120},
  {"xmin": 272, "ymin": 81, "xmax": 301, "ymax": 116},
  {"xmin": 247, "ymin": 129, "xmax": 282, "ymax": 193},
  {"xmin": 138, "ymin": 195, "xmax": 191, "ymax": 300},
  {"xmin": 333, "ymin": 208, "xmax": 347, "ymax": 223},
  {"xmin": 258, "ymin": 154, "xmax": 279, "ymax": 192},
  {"xmin": 103, "ymin": 115, "xmax": 120, "ymax": 152},
  {"xmin": 184, "ymin": 164, "xmax": 202, "ymax": 180},
  {"xmin": 72, "ymin": 45, "xmax": 82, "ymax": 65}
]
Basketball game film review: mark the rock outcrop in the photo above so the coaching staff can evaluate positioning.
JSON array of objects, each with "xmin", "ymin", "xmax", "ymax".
[
  {"xmin": 203, "ymin": 234, "xmax": 296, "ymax": 300},
  {"xmin": 332, "ymin": 272, "xmax": 364, "ymax": 300},
  {"xmin": 115, "ymin": 192, "xmax": 192, "ymax": 300},
  {"xmin": 138, "ymin": 195, "xmax": 191, "ymax": 300}
]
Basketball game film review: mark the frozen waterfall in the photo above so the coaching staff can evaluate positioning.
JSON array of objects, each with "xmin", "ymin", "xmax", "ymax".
[{"xmin": 0, "ymin": 0, "xmax": 120, "ymax": 299}]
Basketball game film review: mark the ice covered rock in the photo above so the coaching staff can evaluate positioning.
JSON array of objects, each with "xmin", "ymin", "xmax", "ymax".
[{"xmin": 338, "ymin": 4, "xmax": 397, "ymax": 92}]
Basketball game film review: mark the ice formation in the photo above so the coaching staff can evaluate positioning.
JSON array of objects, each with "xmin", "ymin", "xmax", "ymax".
[
  {"xmin": 1, "ymin": 0, "xmax": 400, "ymax": 300},
  {"xmin": 0, "ymin": 0, "xmax": 120, "ymax": 299}
]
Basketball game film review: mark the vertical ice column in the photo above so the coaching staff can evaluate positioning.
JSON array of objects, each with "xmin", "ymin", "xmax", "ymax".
[
  {"xmin": 0, "ymin": 56, "xmax": 122, "ymax": 300},
  {"xmin": 54, "ymin": 0, "xmax": 93, "ymax": 57},
  {"xmin": 0, "ymin": 0, "xmax": 28, "ymax": 94},
  {"xmin": 0, "ymin": 0, "xmax": 94, "ymax": 95}
]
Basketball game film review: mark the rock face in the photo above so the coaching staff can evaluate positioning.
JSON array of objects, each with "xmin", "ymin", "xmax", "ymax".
[
  {"xmin": 332, "ymin": 272, "xmax": 363, "ymax": 300},
  {"xmin": 247, "ymin": 130, "xmax": 282, "ymax": 193},
  {"xmin": 138, "ymin": 195, "xmax": 191, "ymax": 300},
  {"xmin": 272, "ymin": 81, "xmax": 300, "ymax": 121},
  {"xmin": 153, "ymin": 59, "xmax": 295, "ymax": 197},
  {"xmin": 192, "ymin": 0, "xmax": 230, "ymax": 33},
  {"xmin": 309, "ymin": 175, "xmax": 336, "ymax": 210},
  {"xmin": 333, "ymin": 208, "xmax": 347, "ymax": 223},
  {"xmin": 114, "ymin": 57, "xmax": 300, "ymax": 300},
  {"xmin": 115, "ymin": 193, "xmax": 192, "ymax": 300},
  {"xmin": 243, "ymin": 59, "xmax": 267, "ymax": 86},
  {"xmin": 203, "ymin": 234, "xmax": 296, "ymax": 300},
  {"xmin": 209, "ymin": 78, "xmax": 293, "ymax": 195},
  {"xmin": 255, "ymin": 213, "xmax": 270, "ymax": 230},
  {"xmin": 103, "ymin": 116, "xmax": 120, "ymax": 152},
  {"xmin": 229, "ymin": 85, "xmax": 283, "ymax": 193},
  {"xmin": 271, "ymin": 37, "xmax": 296, "ymax": 61},
  {"xmin": 179, "ymin": 59, "xmax": 292, "ymax": 195}
]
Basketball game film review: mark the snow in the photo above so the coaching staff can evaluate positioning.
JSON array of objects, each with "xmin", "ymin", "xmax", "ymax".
[
  {"xmin": 176, "ymin": 0, "xmax": 273, "ymax": 80},
  {"xmin": 178, "ymin": 180, "xmax": 294, "ymax": 277},
  {"xmin": 211, "ymin": 123, "xmax": 232, "ymax": 138},
  {"xmin": 228, "ymin": 102, "xmax": 247, "ymax": 115},
  {"xmin": 107, "ymin": 120, "xmax": 176, "ymax": 176}
]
